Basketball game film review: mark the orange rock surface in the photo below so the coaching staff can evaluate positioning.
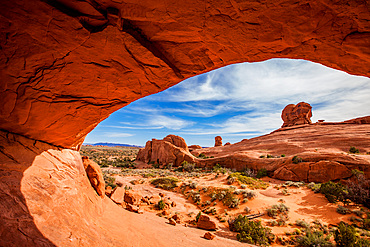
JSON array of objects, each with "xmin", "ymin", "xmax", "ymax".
[
  {"xmin": 192, "ymin": 119, "xmax": 370, "ymax": 182},
  {"xmin": 214, "ymin": 136, "xmax": 223, "ymax": 147},
  {"xmin": 82, "ymin": 156, "xmax": 105, "ymax": 197},
  {"xmin": 136, "ymin": 135, "xmax": 196, "ymax": 166},
  {"xmin": 281, "ymin": 102, "xmax": 312, "ymax": 128},
  {"xmin": 0, "ymin": 0, "xmax": 369, "ymax": 149}
]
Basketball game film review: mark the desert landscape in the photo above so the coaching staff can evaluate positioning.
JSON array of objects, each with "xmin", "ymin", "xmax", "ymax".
[
  {"xmin": 80, "ymin": 102, "xmax": 370, "ymax": 246},
  {"xmin": 1, "ymin": 0, "xmax": 370, "ymax": 246}
]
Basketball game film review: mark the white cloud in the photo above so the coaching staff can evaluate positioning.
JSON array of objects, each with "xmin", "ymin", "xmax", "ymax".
[
  {"xmin": 104, "ymin": 132, "xmax": 134, "ymax": 138},
  {"xmin": 148, "ymin": 115, "xmax": 193, "ymax": 130}
]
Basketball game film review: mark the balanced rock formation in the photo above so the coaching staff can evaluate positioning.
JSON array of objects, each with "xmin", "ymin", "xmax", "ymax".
[
  {"xmin": 281, "ymin": 102, "xmax": 312, "ymax": 128},
  {"xmin": 136, "ymin": 135, "xmax": 196, "ymax": 166},
  {"xmin": 214, "ymin": 136, "xmax": 223, "ymax": 147},
  {"xmin": 82, "ymin": 156, "xmax": 105, "ymax": 197}
]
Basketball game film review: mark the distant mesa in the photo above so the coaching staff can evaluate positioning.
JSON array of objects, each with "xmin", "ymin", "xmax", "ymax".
[
  {"xmin": 83, "ymin": 142, "xmax": 143, "ymax": 148},
  {"xmin": 214, "ymin": 136, "xmax": 223, "ymax": 147},
  {"xmin": 136, "ymin": 134, "xmax": 195, "ymax": 166},
  {"xmin": 281, "ymin": 102, "xmax": 312, "ymax": 128}
]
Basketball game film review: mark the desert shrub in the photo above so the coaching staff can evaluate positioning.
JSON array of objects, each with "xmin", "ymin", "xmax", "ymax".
[
  {"xmin": 281, "ymin": 154, "xmax": 286, "ymax": 157},
  {"xmin": 362, "ymin": 218, "xmax": 370, "ymax": 230},
  {"xmin": 292, "ymin": 155, "xmax": 303, "ymax": 164},
  {"xmin": 256, "ymin": 168, "xmax": 268, "ymax": 179},
  {"xmin": 196, "ymin": 211, "xmax": 202, "ymax": 222},
  {"xmin": 334, "ymin": 222, "xmax": 357, "ymax": 247},
  {"xmin": 244, "ymin": 206, "xmax": 251, "ymax": 214},
  {"xmin": 243, "ymin": 190, "xmax": 257, "ymax": 199},
  {"xmin": 181, "ymin": 161, "xmax": 196, "ymax": 172},
  {"xmin": 266, "ymin": 154, "xmax": 274, "ymax": 158},
  {"xmin": 228, "ymin": 172, "xmax": 269, "ymax": 189},
  {"xmin": 346, "ymin": 172, "xmax": 370, "ymax": 208},
  {"xmin": 243, "ymin": 168, "xmax": 257, "ymax": 178},
  {"xmin": 241, "ymin": 184, "xmax": 247, "ymax": 189},
  {"xmin": 320, "ymin": 181, "xmax": 347, "ymax": 203},
  {"xmin": 266, "ymin": 203, "xmax": 289, "ymax": 218},
  {"xmin": 307, "ymin": 182, "xmax": 321, "ymax": 193},
  {"xmin": 155, "ymin": 200, "xmax": 166, "ymax": 210},
  {"xmin": 230, "ymin": 215, "xmax": 274, "ymax": 246},
  {"xmin": 259, "ymin": 155, "xmax": 266, "ymax": 158},
  {"xmin": 295, "ymin": 230, "xmax": 333, "ymax": 247},
  {"xmin": 296, "ymin": 219, "xmax": 310, "ymax": 228},
  {"xmin": 223, "ymin": 190, "xmax": 240, "ymax": 208},
  {"xmin": 349, "ymin": 146, "xmax": 360, "ymax": 154},
  {"xmin": 337, "ymin": 205, "xmax": 350, "ymax": 215},
  {"xmin": 227, "ymin": 176, "xmax": 237, "ymax": 184},
  {"xmin": 150, "ymin": 177, "xmax": 180, "ymax": 190},
  {"xmin": 103, "ymin": 174, "xmax": 116, "ymax": 189}
]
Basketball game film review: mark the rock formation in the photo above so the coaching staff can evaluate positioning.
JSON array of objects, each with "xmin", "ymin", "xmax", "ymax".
[
  {"xmin": 82, "ymin": 156, "xmax": 105, "ymax": 197},
  {"xmin": 0, "ymin": 0, "xmax": 370, "ymax": 245},
  {"xmin": 136, "ymin": 135, "xmax": 196, "ymax": 166},
  {"xmin": 0, "ymin": 0, "xmax": 369, "ymax": 150},
  {"xmin": 197, "ymin": 215, "xmax": 217, "ymax": 230},
  {"xmin": 191, "ymin": 118, "xmax": 370, "ymax": 182},
  {"xmin": 281, "ymin": 102, "xmax": 312, "ymax": 128},
  {"xmin": 214, "ymin": 136, "xmax": 223, "ymax": 147},
  {"xmin": 188, "ymin": 145, "xmax": 202, "ymax": 152}
]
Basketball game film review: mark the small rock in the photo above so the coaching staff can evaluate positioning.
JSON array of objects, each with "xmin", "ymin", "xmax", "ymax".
[
  {"xmin": 204, "ymin": 232, "xmax": 215, "ymax": 240},
  {"xmin": 126, "ymin": 203, "xmax": 140, "ymax": 213},
  {"xmin": 171, "ymin": 201, "xmax": 176, "ymax": 207},
  {"xmin": 159, "ymin": 192, "xmax": 165, "ymax": 198},
  {"xmin": 105, "ymin": 186, "xmax": 113, "ymax": 197},
  {"xmin": 110, "ymin": 186, "xmax": 125, "ymax": 204},
  {"xmin": 162, "ymin": 209, "xmax": 171, "ymax": 216},
  {"xmin": 124, "ymin": 191, "xmax": 138, "ymax": 205},
  {"xmin": 168, "ymin": 218, "xmax": 176, "ymax": 226},
  {"xmin": 171, "ymin": 214, "xmax": 181, "ymax": 223}
]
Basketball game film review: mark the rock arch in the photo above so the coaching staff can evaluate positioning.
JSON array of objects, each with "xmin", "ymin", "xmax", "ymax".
[
  {"xmin": 0, "ymin": 0, "xmax": 369, "ymax": 246},
  {"xmin": 0, "ymin": 0, "xmax": 369, "ymax": 149}
]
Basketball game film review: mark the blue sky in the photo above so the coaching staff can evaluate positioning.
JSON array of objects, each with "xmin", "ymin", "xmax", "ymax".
[{"xmin": 84, "ymin": 58, "xmax": 370, "ymax": 147}]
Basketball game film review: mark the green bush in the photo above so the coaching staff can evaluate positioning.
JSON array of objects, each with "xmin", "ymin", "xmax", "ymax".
[
  {"xmin": 296, "ymin": 219, "xmax": 310, "ymax": 228},
  {"xmin": 256, "ymin": 168, "xmax": 268, "ymax": 179},
  {"xmin": 266, "ymin": 203, "xmax": 289, "ymax": 218},
  {"xmin": 150, "ymin": 177, "xmax": 180, "ymax": 190},
  {"xmin": 320, "ymin": 181, "xmax": 347, "ymax": 203},
  {"xmin": 228, "ymin": 172, "xmax": 269, "ymax": 189},
  {"xmin": 156, "ymin": 200, "xmax": 166, "ymax": 210},
  {"xmin": 334, "ymin": 222, "xmax": 357, "ymax": 247},
  {"xmin": 349, "ymin": 146, "xmax": 360, "ymax": 154},
  {"xmin": 181, "ymin": 161, "xmax": 196, "ymax": 172},
  {"xmin": 292, "ymin": 155, "xmax": 303, "ymax": 164},
  {"xmin": 230, "ymin": 215, "xmax": 273, "ymax": 246},
  {"xmin": 296, "ymin": 230, "xmax": 333, "ymax": 247}
]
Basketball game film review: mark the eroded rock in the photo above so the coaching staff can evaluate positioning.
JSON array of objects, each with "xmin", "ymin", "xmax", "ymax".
[
  {"xmin": 136, "ymin": 135, "xmax": 196, "ymax": 166},
  {"xmin": 82, "ymin": 156, "xmax": 105, "ymax": 197},
  {"xmin": 197, "ymin": 215, "xmax": 217, "ymax": 230},
  {"xmin": 214, "ymin": 136, "xmax": 222, "ymax": 147},
  {"xmin": 281, "ymin": 102, "xmax": 312, "ymax": 128}
]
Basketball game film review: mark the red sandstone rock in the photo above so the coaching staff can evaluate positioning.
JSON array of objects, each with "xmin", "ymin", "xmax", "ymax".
[
  {"xmin": 82, "ymin": 156, "xmax": 105, "ymax": 197},
  {"xmin": 214, "ymin": 136, "xmax": 223, "ymax": 147},
  {"xmin": 171, "ymin": 214, "xmax": 182, "ymax": 224},
  {"xmin": 281, "ymin": 102, "xmax": 312, "ymax": 128},
  {"xmin": 224, "ymin": 142, "xmax": 231, "ymax": 146},
  {"xmin": 308, "ymin": 160, "xmax": 352, "ymax": 183},
  {"xmin": 188, "ymin": 145, "xmax": 202, "ymax": 151},
  {"xmin": 136, "ymin": 135, "xmax": 196, "ymax": 166},
  {"xmin": 204, "ymin": 232, "xmax": 216, "ymax": 240},
  {"xmin": 124, "ymin": 191, "xmax": 141, "ymax": 205},
  {"xmin": 197, "ymin": 215, "xmax": 217, "ymax": 230},
  {"xmin": 105, "ymin": 186, "xmax": 113, "ymax": 197},
  {"xmin": 126, "ymin": 203, "xmax": 141, "ymax": 213},
  {"xmin": 168, "ymin": 218, "xmax": 177, "ymax": 226},
  {"xmin": 110, "ymin": 186, "xmax": 125, "ymax": 204}
]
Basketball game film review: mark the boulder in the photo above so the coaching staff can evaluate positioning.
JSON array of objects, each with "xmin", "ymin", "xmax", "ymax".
[
  {"xmin": 204, "ymin": 232, "xmax": 216, "ymax": 240},
  {"xmin": 214, "ymin": 136, "xmax": 223, "ymax": 147},
  {"xmin": 82, "ymin": 156, "xmax": 105, "ymax": 197},
  {"xmin": 189, "ymin": 145, "xmax": 202, "ymax": 151},
  {"xmin": 110, "ymin": 186, "xmax": 125, "ymax": 204},
  {"xmin": 171, "ymin": 214, "xmax": 182, "ymax": 224},
  {"xmin": 197, "ymin": 215, "xmax": 217, "ymax": 230},
  {"xmin": 168, "ymin": 218, "xmax": 177, "ymax": 226},
  {"xmin": 224, "ymin": 142, "xmax": 231, "ymax": 146},
  {"xmin": 105, "ymin": 186, "xmax": 113, "ymax": 197},
  {"xmin": 281, "ymin": 102, "xmax": 312, "ymax": 128},
  {"xmin": 126, "ymin": 204, "xmax": 142, "ymax": 214},
  {"xmin": 136, "ymin": 135, "xmax": 196, "ymax": 166},
  {"xmin": 124, "ymin": 191, "xmax": 140, "ymax": 205}
]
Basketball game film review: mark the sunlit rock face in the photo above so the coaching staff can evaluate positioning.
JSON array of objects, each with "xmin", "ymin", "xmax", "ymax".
[
  {"xmin": 0, "ymin": 0, "xmax": 369, "ymax": 149},
  {"xmin": 281, "ymin": 102, "xmax": 312, "ymax": 128}
]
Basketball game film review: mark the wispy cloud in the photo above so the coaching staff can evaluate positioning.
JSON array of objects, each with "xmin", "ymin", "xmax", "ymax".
[{"xmin": 104, "ymin": 132, "xmax": 134, "ymax": 138}]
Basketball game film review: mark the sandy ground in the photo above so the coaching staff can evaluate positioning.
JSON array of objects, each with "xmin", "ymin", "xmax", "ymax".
[{"xmin": 110, "ymin": 173, "xmax": 360, "ymax": 246}]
